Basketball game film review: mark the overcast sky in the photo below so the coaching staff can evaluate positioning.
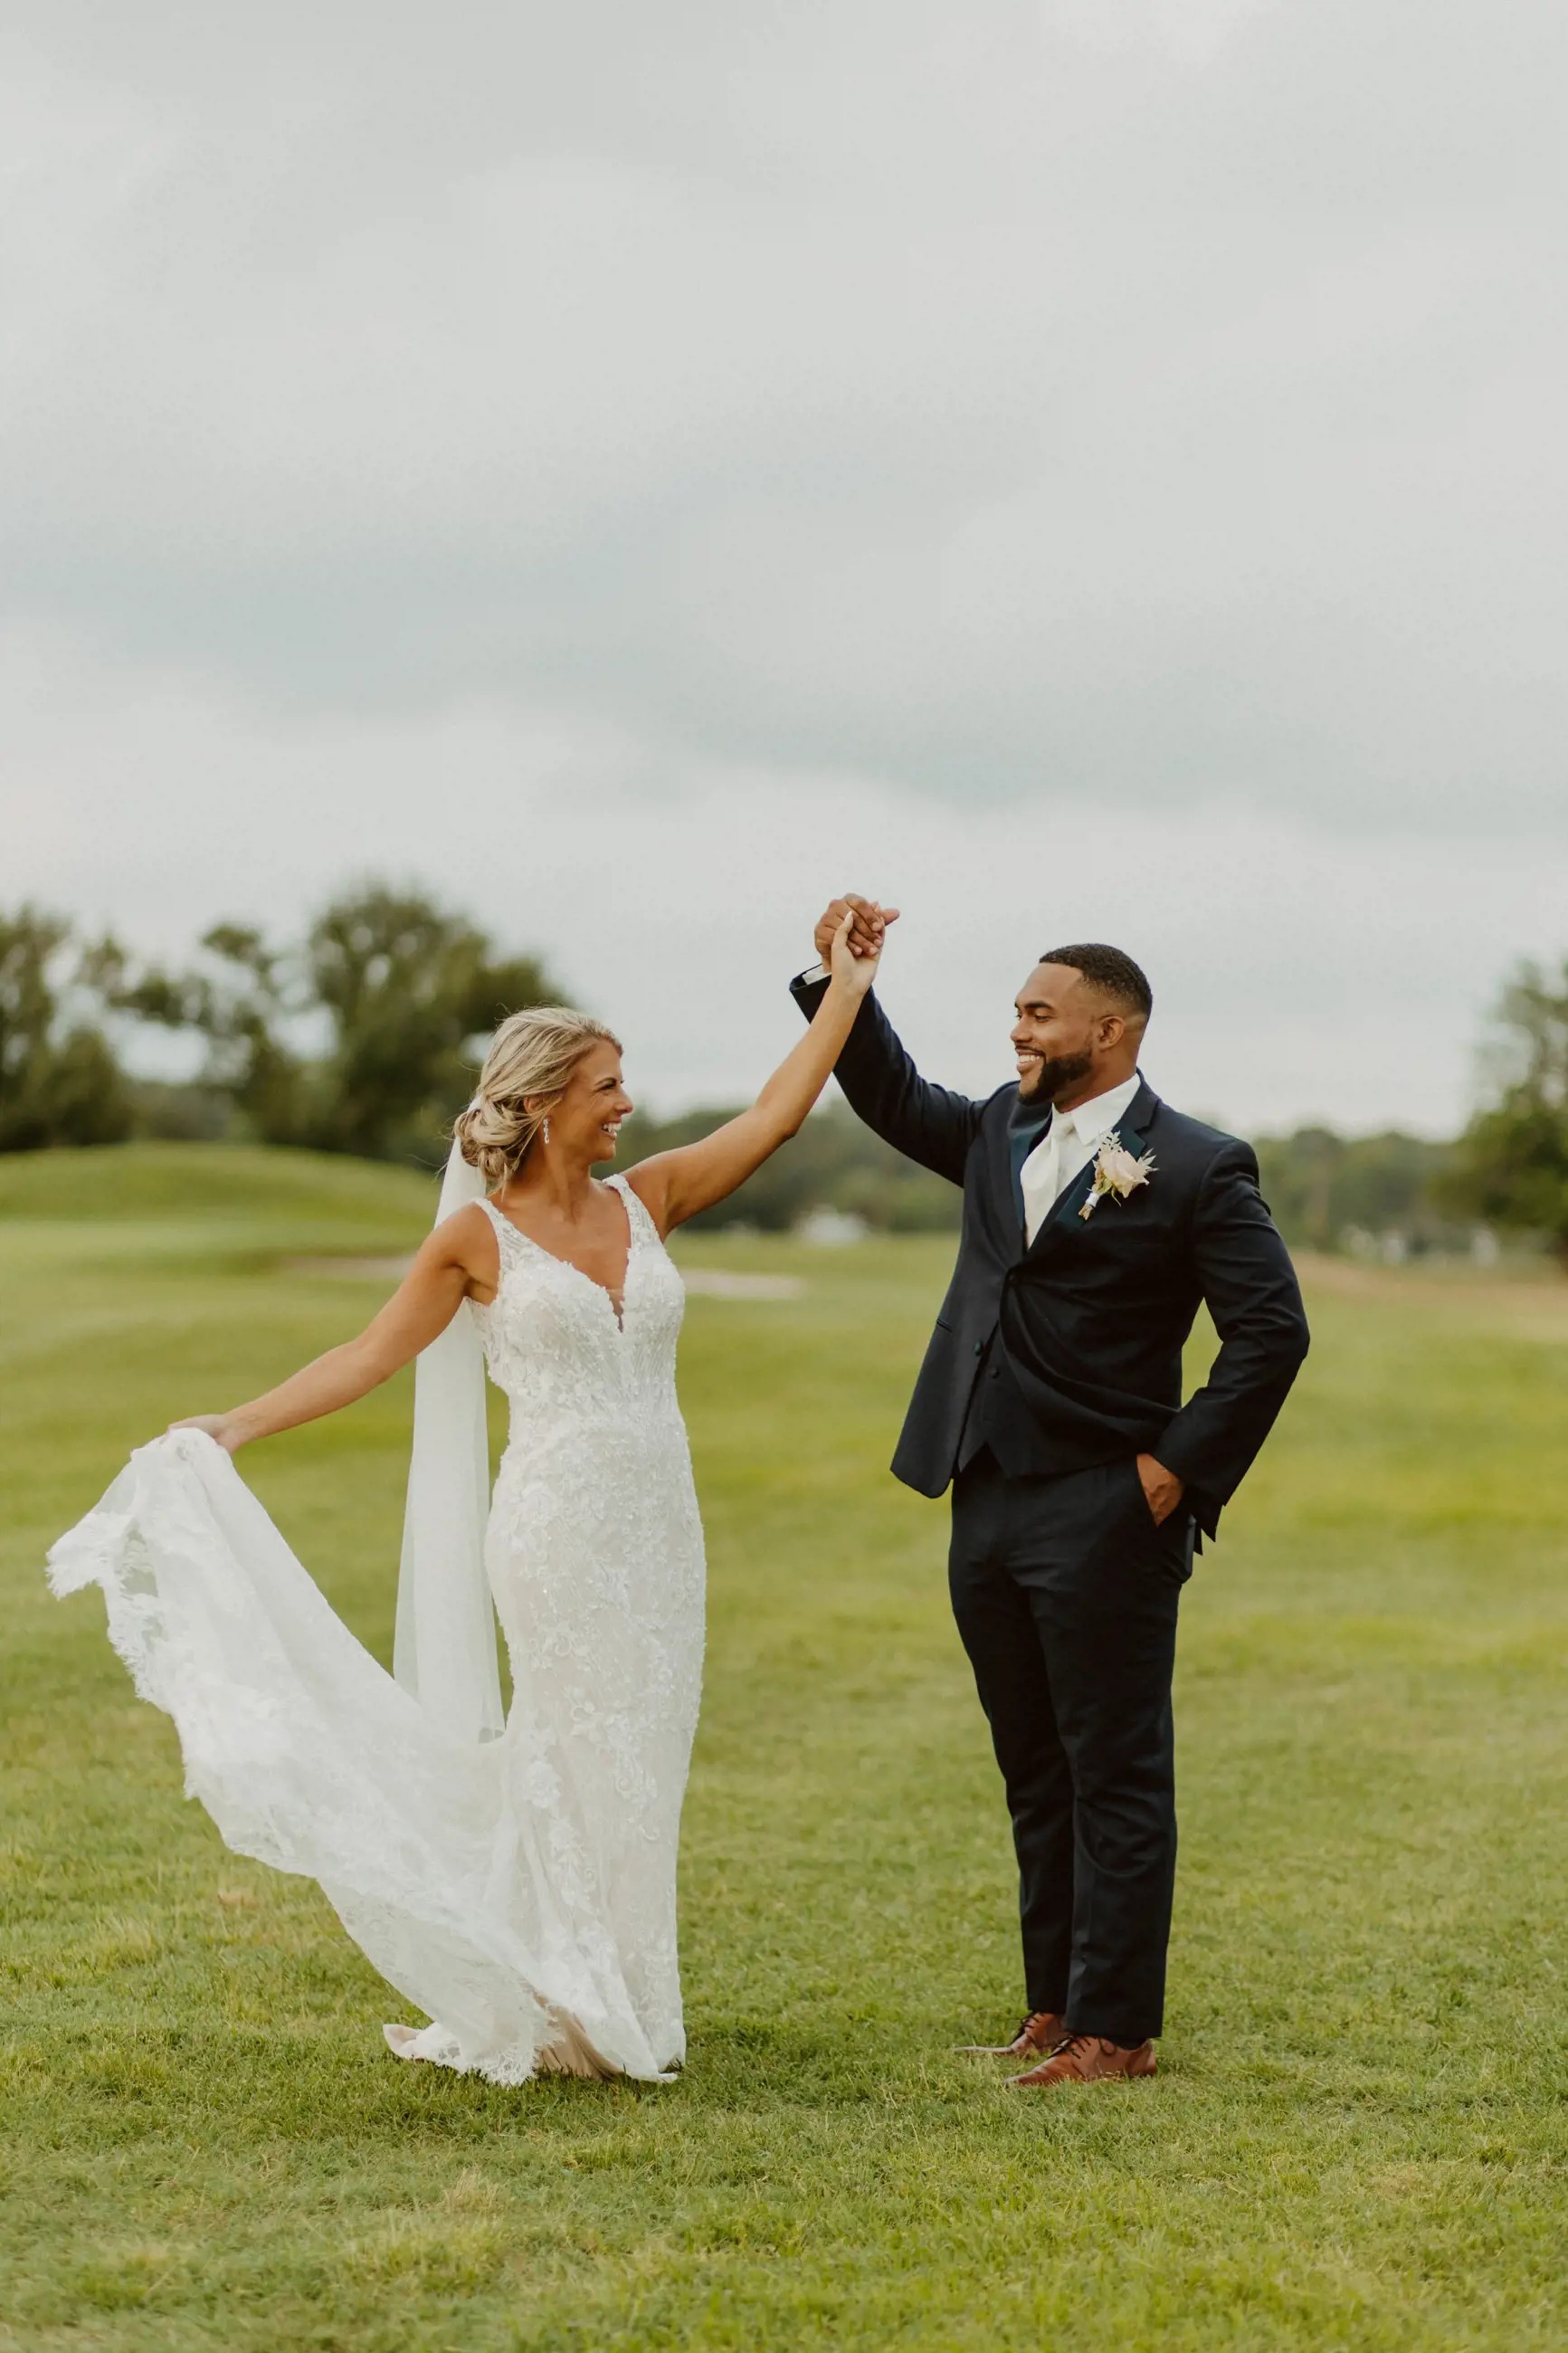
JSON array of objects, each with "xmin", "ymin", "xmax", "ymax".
[{"xmin": 6, "ymin": 0, "xmax": 1567, "ymax": 1133}]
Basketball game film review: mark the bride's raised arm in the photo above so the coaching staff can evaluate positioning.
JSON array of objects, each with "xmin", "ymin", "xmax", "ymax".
[
  {"xmin": 171, "ymin": 1215, "xmax": 489, "ymax": 1455},
  {"xmin": 627, "ymin": 909, "xmax": 880, "ymax": 1235}
]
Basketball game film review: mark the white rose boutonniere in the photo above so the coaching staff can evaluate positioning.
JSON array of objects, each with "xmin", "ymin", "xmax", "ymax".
[{"xmin": 1079, "ymin": 1133, "xmax": 1157, "ymax": 1221}]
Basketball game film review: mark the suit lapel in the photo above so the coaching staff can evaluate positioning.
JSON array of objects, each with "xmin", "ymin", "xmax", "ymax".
[
  {"xmin": 1023, "ymin": 1077, "xmax": 1161, "ymax": 1259},
  {"xmin": 1113, "ymin": 1076, "xmax": 1160, "ymax": 1164}
]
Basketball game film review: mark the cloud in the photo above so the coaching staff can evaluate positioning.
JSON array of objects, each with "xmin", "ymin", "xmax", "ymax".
[
  {"xmin": 5, "ymin": 1, "xmax": 1568, "ymax": 829},
  {"xmin": 5, "ymin": 630, "xmax": 1565, "ymax": 1136},
  {"xmin": 5, "ymin": 3, "xmax": 1567, "ymax": 1137}
]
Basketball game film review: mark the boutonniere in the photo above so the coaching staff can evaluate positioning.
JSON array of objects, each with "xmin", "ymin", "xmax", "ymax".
[{"xmin": 1079, "ymin": 1132, "xmax": 1157, "ymax": 1220}]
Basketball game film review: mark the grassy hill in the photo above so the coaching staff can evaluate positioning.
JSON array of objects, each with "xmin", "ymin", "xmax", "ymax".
[
  {"xmin": 0, "ymin": 1140, "xmax": 439, "ymax": 1232},
  {"xmin": 2, "ymin": 1144, "xmax": 1565, "ymax": 2350}
]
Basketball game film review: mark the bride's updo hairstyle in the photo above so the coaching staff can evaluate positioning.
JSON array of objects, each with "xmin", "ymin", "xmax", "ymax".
[{"xmin": 453, "ymin": 1007, "xmax": 623, "ymax": 1188}]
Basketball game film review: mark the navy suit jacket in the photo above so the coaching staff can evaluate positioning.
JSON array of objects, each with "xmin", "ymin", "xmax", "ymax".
[{"xmin": 792, "ymin": 974, "xmax": 1310, "ymax": 1538}]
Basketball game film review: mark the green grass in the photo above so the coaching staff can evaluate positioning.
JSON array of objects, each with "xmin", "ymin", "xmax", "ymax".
[{"xmin": 2, "ymin": 1144, "xmax": 1566, "ymax": 2351}]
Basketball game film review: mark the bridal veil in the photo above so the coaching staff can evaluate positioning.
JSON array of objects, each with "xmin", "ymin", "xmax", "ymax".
[{"xmin": 393, "ymin": 1136, "xmax": 505, "ymax": 1742}]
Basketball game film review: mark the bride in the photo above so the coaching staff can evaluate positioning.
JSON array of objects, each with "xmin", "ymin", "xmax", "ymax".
[{"xmin": 48, "ymin": 910, "xmax": 881, "ymax": 2084}]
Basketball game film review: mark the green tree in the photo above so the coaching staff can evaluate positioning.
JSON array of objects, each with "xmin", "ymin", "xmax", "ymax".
[
  {"xmin": 1441, "ymin": 956, "xmax": 1568, "ymax": 1259},
  {"xmin": 111, "ymin": 922, "xmax": 305, "ymax": 1146},
  {"xmin": 300, "ymin": 890, "xmax": 556, "ymax": 1158},
  {"xmin": 124, "ymin": 886, "xmax": 559, "ymax": 1163},
  {"xmin": 0, "ymin": 908, "xmax": 133, "ymax": 1152}
]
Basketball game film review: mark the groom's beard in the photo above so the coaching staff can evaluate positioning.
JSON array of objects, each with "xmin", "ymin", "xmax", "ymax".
[{"xmin": 1018, "ymin": 1045, "xmax": 1095, "ymax": 1104}]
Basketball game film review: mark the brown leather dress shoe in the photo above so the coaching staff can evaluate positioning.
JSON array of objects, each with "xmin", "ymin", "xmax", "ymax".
[
  {"xmin": 1006, "ymin": 2033, "xmax": 1156, "ymax": 2089},
  {"xmin": 955, "ymin": 2009, "xmax": 1066, "ymax": 2059}
]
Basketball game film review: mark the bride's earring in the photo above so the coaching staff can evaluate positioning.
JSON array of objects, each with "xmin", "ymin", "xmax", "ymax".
[{"xmin": 542, "ymin": 1117, "xmax": 551, "ymax": 1147}]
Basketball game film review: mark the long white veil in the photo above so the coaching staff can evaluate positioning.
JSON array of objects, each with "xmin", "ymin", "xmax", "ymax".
[{"xmin": 393, "ymin": 1136, "xmax": 505, "ymax": 1742}]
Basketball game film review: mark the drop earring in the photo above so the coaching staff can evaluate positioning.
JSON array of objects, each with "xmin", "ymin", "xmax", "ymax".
[{"xmin": 542, "ymin": 1117, "xmax": 551, "ymax": 1146}]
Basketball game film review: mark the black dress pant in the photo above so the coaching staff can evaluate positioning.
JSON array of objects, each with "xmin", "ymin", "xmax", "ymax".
[{"xmin": 948, "ymin": 1448, "xmax": 1193, "ymax": 2045}]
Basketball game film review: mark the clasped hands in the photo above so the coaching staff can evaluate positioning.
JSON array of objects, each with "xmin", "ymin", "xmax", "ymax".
[{"xmin": 813, "ymin": 893, "xmax": 899, "ymax": 968}]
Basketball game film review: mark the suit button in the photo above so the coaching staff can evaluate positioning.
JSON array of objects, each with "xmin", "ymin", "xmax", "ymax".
[{"xmin": 974, "ymin": 1341, "xmax": 984, "ymax": 1357}]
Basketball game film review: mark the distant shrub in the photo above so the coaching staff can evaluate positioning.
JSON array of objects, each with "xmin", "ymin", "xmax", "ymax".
[{"xmin": 127, "ymin": 1081, "xmax": 234, "ymax": 1144}]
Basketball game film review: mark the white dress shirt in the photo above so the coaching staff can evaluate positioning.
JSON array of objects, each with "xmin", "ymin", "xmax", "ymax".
[{"xmin": 1020, "ymin": 1073, "xmax": 1143, "ymax": 1245}]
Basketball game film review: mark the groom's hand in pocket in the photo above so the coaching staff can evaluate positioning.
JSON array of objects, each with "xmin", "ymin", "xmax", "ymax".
[
  {"xmin": 813, "ymin": 894, "xmax": 900, "ymax": 966},
  {"xmin": 1136, "ymin": 1453, "xmax": 1185, "ymax": 1526}
]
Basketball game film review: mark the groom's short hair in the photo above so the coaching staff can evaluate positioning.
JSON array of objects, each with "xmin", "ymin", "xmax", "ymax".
[{"xmin": 1039, "ymin": 943, "xmax": 1153, "ymax": 1024}]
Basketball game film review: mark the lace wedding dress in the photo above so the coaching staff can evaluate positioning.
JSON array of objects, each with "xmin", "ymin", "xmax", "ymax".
[{"xmin": 47, "ymin": 1176, "xmax": 705, "ymax": 2083}]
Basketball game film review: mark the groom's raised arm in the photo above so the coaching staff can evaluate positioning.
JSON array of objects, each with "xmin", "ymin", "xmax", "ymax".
[{"xmin": 790, "ymin": 962, "xmax": 980, "ymax": 1186}]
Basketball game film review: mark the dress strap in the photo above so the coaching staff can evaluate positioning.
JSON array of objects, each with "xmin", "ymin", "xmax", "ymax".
[
  {"xmin": 474, "ymin": 1196, "xmax": 524, "ymax": 1259},
  {"xmin": 605, "ymin": 1173, "xmax": 656, "ymax": 1249}
]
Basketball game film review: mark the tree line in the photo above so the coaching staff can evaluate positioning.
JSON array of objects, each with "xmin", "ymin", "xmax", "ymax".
[
  {"xmin": 1, "ymin": 889, "xmax": 552, "ymax": 1165},
  {"xmin": 3, "ymin": 890, "xmax": 1565, "ymax": 1254}
]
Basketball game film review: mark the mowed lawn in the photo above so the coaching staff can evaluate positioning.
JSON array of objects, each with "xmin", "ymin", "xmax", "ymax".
[{"xmin": 2, "ymin": 1145, "xmax": 1566, "ymax": 2352}]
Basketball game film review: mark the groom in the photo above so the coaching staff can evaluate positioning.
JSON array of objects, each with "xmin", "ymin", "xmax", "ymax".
[{"xmin": 793, "ymin": 900, "xmax": 1309, "ymax": 2087}]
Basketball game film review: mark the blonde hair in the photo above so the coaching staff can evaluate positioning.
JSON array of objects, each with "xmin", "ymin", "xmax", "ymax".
[{"xmin": 453, "ymin": 1006, "xmax": 622, "ymax": 1188}]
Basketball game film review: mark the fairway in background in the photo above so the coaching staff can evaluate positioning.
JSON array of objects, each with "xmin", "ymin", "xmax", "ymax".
[{"xmin": 2, "ymin": 1146, "xmax": 1565, "ymax": 2351}]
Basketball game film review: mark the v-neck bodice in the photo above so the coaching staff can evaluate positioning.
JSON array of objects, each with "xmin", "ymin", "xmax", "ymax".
[
  {"xmin": 470, "ymin": 1176, "xmax": 687, "ymax": 1434},
  {"xmin": 481, "ymin": 1185, "xmax": 633, "ymax": 1327}
]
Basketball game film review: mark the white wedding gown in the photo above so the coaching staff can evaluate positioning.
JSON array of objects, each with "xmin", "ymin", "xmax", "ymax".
[{"xmin": 47, "ymin": 1176, "xmax": 706, "ymax": 2083}]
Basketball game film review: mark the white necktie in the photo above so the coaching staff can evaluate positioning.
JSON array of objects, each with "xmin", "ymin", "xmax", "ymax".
[{"xmin": 1022, "ymin": 1109, "xmax": 1076, "ymax": 1244}]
